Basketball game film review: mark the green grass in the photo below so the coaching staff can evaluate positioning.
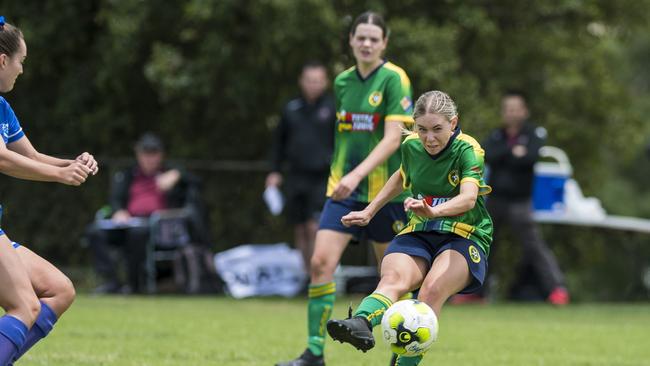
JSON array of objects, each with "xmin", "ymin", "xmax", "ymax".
[{"xmin": 15, "ymin": 295, "xmax": 650, "ymax": 365}]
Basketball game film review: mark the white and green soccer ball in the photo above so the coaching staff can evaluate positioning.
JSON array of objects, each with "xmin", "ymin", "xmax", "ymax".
[{"xmin": 381, "ymin": 299, "xmax": 438, "ymax": 357}]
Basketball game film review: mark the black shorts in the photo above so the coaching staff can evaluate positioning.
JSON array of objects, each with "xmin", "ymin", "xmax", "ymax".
[
  {"xmin": 284, "ymin": 173, "xmax": 328, "ymax": 224},
  {"xmin": 385, "ymin": 231, "xmax": 488, "ymax": 294}
]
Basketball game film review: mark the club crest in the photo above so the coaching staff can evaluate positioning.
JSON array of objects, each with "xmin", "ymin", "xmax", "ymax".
[
  {"xmin": 469, "ymin": 245, "xmax": 481, "ymax": 263},
  {"xmin": 368, "ymin": 91, "xmax": 383, "ymax": 107},
  {"xmin": 448, "ymin": 170, "xmax": 460, "ymax": 187}
]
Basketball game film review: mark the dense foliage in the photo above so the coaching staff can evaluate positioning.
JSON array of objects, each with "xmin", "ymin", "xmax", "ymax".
[{"xmin": 1, "ymin": 0, "xmax": 649, "ymax": 299}]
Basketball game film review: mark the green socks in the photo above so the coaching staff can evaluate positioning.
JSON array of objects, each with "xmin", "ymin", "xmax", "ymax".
[
  {"xmin": 307, "ymin": 282, "xmax": 336, "ymax": 356},
  {"xmin": 353, "ymin": 292, "xmax": 393, "ymax": 328},
  {"xmin": 394, "ymin": 354, "xmax": 424, "ymax": 365},
  {"xmin": 347, "ymin": 292, "xmax": 426, "ymax": 365}
]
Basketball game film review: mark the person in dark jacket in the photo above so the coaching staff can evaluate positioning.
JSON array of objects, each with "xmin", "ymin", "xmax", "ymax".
[
  {"xmin": 480, "ymin": 91, "xmax": 569, "ymax": 305},
  {"xmin": 265, "ymin": 61, "xmax": 336, "ymax": 271},
  {"xmin": 87, "ymin": 133, "xmax": 209, "ymax": 294}
]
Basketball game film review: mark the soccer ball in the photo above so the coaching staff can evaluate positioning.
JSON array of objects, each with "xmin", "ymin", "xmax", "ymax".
[{"xmin": 381, "ymin": 299, "xmax": 438, "ymax": 356}]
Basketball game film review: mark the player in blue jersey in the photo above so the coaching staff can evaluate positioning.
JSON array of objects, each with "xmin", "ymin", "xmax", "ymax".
[{"xmin": 0, "ymin": 17, "xmax": 98, "ymax": 365}]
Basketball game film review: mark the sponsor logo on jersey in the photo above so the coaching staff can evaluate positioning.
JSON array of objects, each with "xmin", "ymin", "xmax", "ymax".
[
  {"xmin": 468, "ymin": 245, "xmax": 481, "ymax": 263},
  {"xmin": 400, "ymin": 96, "xmax": 412, "ymax": 111},
  {"xmin": 368, "ymin": 91, "xmax": 383, "ymax": 107},
  {"xmin": 1, "ymin": 123, "xmax": 8, "ymax": 140},
  {"xmin": 448, "ymin": 169, "xmax": 460, "ymax": 187},
  {"xmin": 337, "ymin": 110, "xmax": 380, "ymax": 132},
  {"xmin": 418, "ymin": 194, "xmax": 451, "ymax": 207}
]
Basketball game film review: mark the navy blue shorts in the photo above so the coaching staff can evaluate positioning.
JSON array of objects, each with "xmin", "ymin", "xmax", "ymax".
[
  {"xmin": 385, "ymin": 231, "xmax": 488, "ymax": 294},
  {"xmin": 319, "ymin": 198, "xmax": 407, "ymax": 243}
]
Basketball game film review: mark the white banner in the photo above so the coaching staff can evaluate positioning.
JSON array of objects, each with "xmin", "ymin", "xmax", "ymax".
[{"xmin": 214, "ymin": 243, "xmax": 306, "ymax": 298}]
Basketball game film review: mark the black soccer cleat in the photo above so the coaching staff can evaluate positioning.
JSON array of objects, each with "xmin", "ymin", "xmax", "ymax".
[
  {"xmin": 326, "ymin": 314, "xmax": 375, "ymax": 353},
  {"xmin": 275, "ymin": 349, "xmax": 325, "ymax": 366}
]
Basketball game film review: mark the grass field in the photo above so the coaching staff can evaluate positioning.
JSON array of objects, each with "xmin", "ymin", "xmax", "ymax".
[{"xmin": 14, "ymin": 295, "xmax": 650, "ymax": 366}]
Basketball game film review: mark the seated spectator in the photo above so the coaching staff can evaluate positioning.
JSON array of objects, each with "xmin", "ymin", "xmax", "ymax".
[{"xmin": 86, "ymin": 133, "xmax": 209, "ymax": 294}]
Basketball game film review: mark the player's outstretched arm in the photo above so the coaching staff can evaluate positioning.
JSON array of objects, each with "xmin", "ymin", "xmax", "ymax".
[
  {"xmin": 7, "ymin": 136, "xmax": 99, "ymax": 175},
  {"xmin": 342, "ymin": 169, "xmax": 404, "ymax": 227},
  {"xmin": 331, "ymin": 121, "xmax": 403, "ymax": 201},
  {"xmin": 0, "ymin": 141, "xmax": 91, "ymax": 185},
  {"xmin": 405, "ymin": 181, "xmax": 479, "ymax": 218}
]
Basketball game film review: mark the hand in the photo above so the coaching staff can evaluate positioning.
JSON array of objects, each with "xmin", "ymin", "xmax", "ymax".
[
  {"xmin": 341, "ymin": 209, "xmax": 373, "ymax": 227},
  {"xmin": 331, "ymin": 172, "xmax": 362, "ymax": 201},
  {"xmin": 75, "ymin": 152, "xmax": 99, "ymax": 175},
  {"xmin": 111, "ymin": 209, "xmax": 131, "ymax": 224},
  {"xmin": 156, "ymin": 169, "xmax": 181, "ymax": 192},
  {"xmin": 403, "ymin": 197, "xmax": 436, "ymax": 218},
  {"xmin": 58, "ymin": 161, "xmax": 92, "ymax": 186},
  {"xmin": 265, "ymin": 172, "xmax": 283, "ymax": 188},
  {"xmin": 512, "ymin": 145, "xmax": 527, "ymax": 158}
]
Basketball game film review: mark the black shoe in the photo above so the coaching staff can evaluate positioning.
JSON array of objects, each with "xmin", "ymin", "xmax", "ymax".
[
  {"xmin": 326, "ymin": 308, "xmax": 375, "ymax": 352},
  {"xmin": 275, "ymin": 349, "xmax": 324, "ymax": 366}
]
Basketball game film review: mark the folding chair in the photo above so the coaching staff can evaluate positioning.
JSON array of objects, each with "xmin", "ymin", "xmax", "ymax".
[{"xmin": 145, "ymin": 208, "xmax": 192, "ymax": 293}]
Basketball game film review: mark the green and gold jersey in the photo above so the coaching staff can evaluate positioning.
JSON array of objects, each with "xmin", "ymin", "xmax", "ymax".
[
  {"xmin": 398, "ymin": 130, "xmax": 493, "ymax": 255},
  {"xmin": 327, "ymin": 61, "xmax": 414, "ymax": 203}
]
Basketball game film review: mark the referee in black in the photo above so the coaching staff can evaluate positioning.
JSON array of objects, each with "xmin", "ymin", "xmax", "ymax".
[{"xmin": 266, "ymin": 61, "xmax": 336, "ymax": 272}]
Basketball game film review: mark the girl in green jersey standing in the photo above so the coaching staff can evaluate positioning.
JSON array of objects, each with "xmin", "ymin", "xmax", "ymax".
[{"xmin": 327, "ymin": 91, "xmax": 493, "ymax": 366}]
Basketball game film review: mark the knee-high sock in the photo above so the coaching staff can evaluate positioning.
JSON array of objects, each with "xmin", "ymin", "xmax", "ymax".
[
  {"xmin": 353, "ymin": 292, "xmax": 393, "ymax": 328},
  {"xmin": 11, "ymin": 301, "xmax": 57, "ymax": 363},
  {"xmin": 0, "ymin": 315, "xmax": 28, "ymax": 365},
  {"xmin": 395, "ymin": 354, "xmax": 424, "ymax": 365},
  {"xmin": 307, "ymin": 282, "xmax": 336, "ymax": 357}
]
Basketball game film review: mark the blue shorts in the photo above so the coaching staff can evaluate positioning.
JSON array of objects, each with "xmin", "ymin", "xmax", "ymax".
[
  {"xmin": 385, "ymin": 231, "xmax": 488, "ymax": 294},
  {"xmin": 319, "ymin": 198, "xmax": 407, "ymax": 243}
]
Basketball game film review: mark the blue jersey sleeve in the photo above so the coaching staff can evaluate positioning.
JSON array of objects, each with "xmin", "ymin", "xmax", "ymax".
[{"xmin": 0, "ymin": 97, "xmax": 25, "ymax": 144}]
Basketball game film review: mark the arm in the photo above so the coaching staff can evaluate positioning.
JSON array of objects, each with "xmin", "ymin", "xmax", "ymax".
[
  {"xmin": 508, "ymin": 126, "xmax": 545, "ymax": 167},
  {"xmin": 331, "ymin": 121, "xmax": 403, "ymax": 200},
  {"xmin": 8, "ymin": 137, "xmax": 73, "ymax": 167},
  {"xmin": 0, "ymin": 139, "xmax": 90, "ymax": 185},
  {"xmin": 405, "ymin": 181, "xmax": 479, "ymax": 218},
  {"xmin": 156, "ymin": 168, "xmax": 181, "ymax": 192},
  {"xmin": 9, "ymin": 137, "xmax": 98, "ymax": 174},
  {"xmin": 341, "ymin": 169, "xmax": 404, "ymax": 227}
]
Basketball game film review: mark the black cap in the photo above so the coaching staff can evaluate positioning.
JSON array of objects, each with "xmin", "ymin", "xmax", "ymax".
[{"xmin": 134, "ymin": 133, "xmax": 164, "ymax": 152}]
